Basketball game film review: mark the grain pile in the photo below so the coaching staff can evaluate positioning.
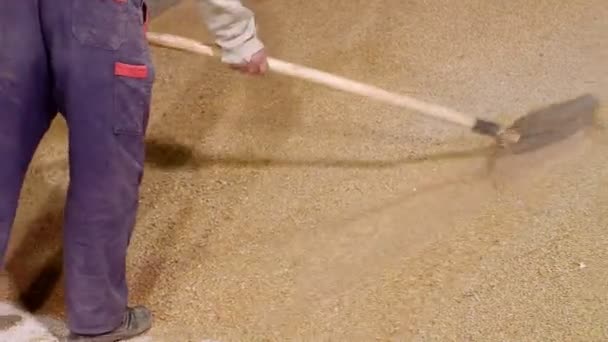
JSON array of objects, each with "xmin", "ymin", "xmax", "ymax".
[{"xmin": 3, "ymin": 0, "xmax": 607, "ymax": 340}]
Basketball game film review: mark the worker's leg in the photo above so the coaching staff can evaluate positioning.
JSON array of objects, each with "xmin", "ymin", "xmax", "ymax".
[
  {"xmin": 41, "ymin": 0, "xmax": 154, "ymax": 336},
  {"xmin": 0, "ymin": 2, "xmax": 56, "ymax": 266}
]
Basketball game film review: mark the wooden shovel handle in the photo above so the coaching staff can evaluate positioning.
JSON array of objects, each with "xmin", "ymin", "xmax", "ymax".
[{"xmin": 146, "ymin": 32, "xmax": 478, "ymax": 129}]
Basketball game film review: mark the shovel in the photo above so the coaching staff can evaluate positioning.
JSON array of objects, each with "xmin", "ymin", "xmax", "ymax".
[{"xmin": 145, "ymin": 32, "xmax": 599, "ymax": 154}]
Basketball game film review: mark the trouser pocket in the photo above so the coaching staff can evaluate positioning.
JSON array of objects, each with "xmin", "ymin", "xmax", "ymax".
[
  {"xmin": 71, "ymin": 0, "xmax": 128, "ymax": 51},
  {"xmin": 112, "ymin": 61, "xmax": 154, "ymax": 187},
  {"xmin": 113, "ymin": 62, "xmax": 153, "ymax": 136}
]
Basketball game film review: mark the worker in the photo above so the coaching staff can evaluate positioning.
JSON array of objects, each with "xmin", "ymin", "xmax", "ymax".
[{"xmin": 0, "ymin": 0, "xmax": 267, "ymax": 340}]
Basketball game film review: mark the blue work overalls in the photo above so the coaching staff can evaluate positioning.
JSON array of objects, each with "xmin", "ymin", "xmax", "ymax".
[{"xmin": 0, "ymin": 0, "xmax": 154, "ymax": 334}]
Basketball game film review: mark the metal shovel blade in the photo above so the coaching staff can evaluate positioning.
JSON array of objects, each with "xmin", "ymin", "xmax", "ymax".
[{"xmin": 501, "ymin": 93, "xmax": 599, "ymax": 154}]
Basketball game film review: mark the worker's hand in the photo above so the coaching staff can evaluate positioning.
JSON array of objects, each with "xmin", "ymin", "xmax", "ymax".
[{"xmin": 230, "ymin": 48, "xmax": 269, "ymax": 75}]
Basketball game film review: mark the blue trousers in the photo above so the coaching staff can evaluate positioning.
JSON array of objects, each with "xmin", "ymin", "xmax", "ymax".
[{"xmin": 0, "ymin": 0, "xmax": 154, "ymax": 334}]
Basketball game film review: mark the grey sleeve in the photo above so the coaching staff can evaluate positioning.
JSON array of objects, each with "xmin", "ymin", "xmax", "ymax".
[{"xmin": 196, "ymin": 0, "xmax": 265, "ymax": 64}]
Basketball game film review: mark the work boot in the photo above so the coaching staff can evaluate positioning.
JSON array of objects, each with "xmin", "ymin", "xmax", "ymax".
[{"xmin": 67, "ymin": 306, "xmax": 152, "ymax": 341}]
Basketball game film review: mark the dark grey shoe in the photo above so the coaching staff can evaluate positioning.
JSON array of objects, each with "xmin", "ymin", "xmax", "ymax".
[
  {"xmin": 0, "ymin": 314, "xmax": 22, "ymax": 330},
  {"xmin": 67, "ymin": 306, "xmax": 152, "ymax": 342}
]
